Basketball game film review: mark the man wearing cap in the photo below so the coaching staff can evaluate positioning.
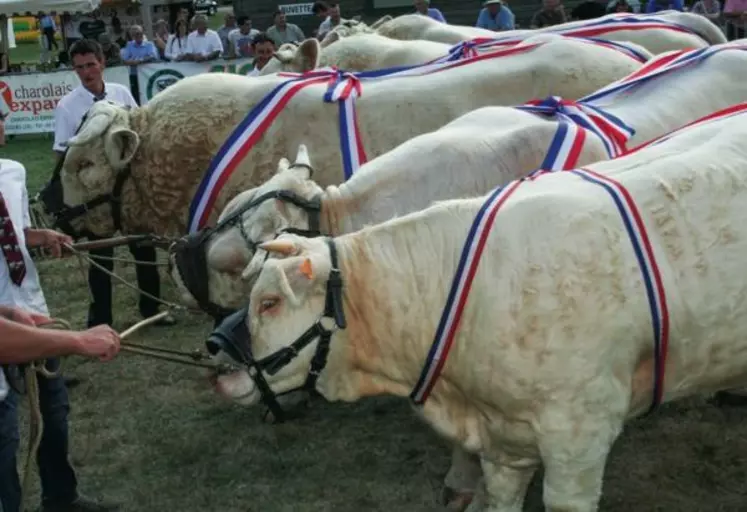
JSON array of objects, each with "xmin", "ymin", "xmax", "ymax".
[{"xmin": 476, "ymin": 0, "xmax": 515, "ymax": 31}]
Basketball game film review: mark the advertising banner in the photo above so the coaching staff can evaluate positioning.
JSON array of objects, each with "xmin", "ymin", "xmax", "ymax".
[
  {"xmin": 0, "ymin": 66, "xmax": 130, "ymax": 135},
  {"xmin": 278, "ymin": 3, "xmax": 315, "ymax": 16},
  {"xmin": 136, "ymin": 58, "xmax": 255, "ymax": 105}
]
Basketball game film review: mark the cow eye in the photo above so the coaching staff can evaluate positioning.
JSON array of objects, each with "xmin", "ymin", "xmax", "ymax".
[{"xmin": 258, "ymin": 297, "xmax": 281, "ymax": 314}]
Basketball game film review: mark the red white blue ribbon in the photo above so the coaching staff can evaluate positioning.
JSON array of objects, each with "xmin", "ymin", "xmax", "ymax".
[
  {"xmin": 568, "ymin": 168, "xmax": 669, "ymax": 413},
  {"xmin": 410, "ymin": 179, "xmax": 525, "ymax": 405},
  {"xmin": 580, "ymin": 43, "xmax": 747, "ymax": 104},
  {"xmin": 433, "ymin": 34, "xmax": 649, "ymax": 64},
  {"xmin": 516, "ymin": 96, "xmax": 634, "ymax": 159},
  {"xmin": 435, "ymin": 13, "xmax": 709, "ymax": 64},
  {"xmin": 186, "ymin": 42, "xmax": 546, "ymax": 233},
  {"xmin": 411, "ymin": 168, "xmax": 670, "ymax": 413}
]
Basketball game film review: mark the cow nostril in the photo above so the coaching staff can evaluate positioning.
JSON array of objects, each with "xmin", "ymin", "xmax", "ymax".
[{"xmin": 205, "ymin": 339, "xmax": 222, "ymax": 356}]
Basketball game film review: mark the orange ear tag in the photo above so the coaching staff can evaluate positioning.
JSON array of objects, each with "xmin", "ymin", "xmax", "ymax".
[{"xmin": 299, "ymin": 258, "xmax": 314, "ymax": 279}]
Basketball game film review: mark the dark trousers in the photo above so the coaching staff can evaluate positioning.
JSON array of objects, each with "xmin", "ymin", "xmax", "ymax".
[
  {"xmin": 87, "ymin": 238, "xmax": 162, "ymax": 327},
  {"xmin": 0, "ymin": 359, "xmax": 77, "ymax": 512},
  {"xmin": 42, "ymin": 27, "xmax": 58, "ymax": 51}
]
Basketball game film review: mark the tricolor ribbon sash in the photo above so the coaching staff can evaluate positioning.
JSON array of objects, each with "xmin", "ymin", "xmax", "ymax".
[
  {"xmin": 186, "ymin": 42, "xmax": 546, "ymax": 233},
  {"xmin": 431, "ymin": 34, "xmax": 649, "ymax": 64},
  {"xmin": 579, "ymin": 43, "xmax": 747, "ymax": 104},
  {"xmin": 410, "ymin": 169, "xmax": 670, "ymax": 414},
  {"xmin": 516, "ymin": 96, "xmax": 635, "ymax": 159},
  {"xmin": 434, "ymin": 13, "xmax": 706, "ymax": 64}
]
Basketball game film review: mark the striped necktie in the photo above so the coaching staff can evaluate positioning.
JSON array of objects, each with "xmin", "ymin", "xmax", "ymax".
[{"xmin": 0, "ymin": 191, "xmax": 26, "ymax": 286}]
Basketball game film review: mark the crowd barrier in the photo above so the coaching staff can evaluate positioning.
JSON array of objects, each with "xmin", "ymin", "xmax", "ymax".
[{"xmin": 0, "ymin": 57, "xmax": 255, "ymax": 135}]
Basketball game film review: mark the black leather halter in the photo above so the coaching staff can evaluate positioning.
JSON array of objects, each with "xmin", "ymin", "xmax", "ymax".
[
  {"xmin": 170, "ymin": 167, "xmax": 324, "ymax": 322},
  {"xmin": 204, "ymin": 238, "xmax": 346, "ymax": 422}
]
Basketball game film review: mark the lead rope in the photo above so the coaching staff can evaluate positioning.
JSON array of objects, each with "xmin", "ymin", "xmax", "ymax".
[
  {"xmin": 19, "ymin": 310, "xmax": 223, "ymax": 510},
  {"xmin": 21, "ymin": 318, "xmax": 72, "ymax": 511}
]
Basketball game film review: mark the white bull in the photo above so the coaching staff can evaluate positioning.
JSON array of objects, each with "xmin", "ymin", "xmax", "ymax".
[
  {"xmin": 259, "ymin": 34, "xmax": 452, "ymax": 75},
  {"xmin": 54, "ymin": 34, "xmax": 642, "ymax": 239},
  {"xmin": 209, "ymin": 108, "xmax": 747, "ymax": 512},
  {"xmin": 179, "ymin": 41, "xmax": 747, "ymax": 315},
  {"xmin": 174, "ymin": 42, "xmax": 747, "ymax": 512},
  {"xmin": 376, "ymin": 11, "xmax": 726, "ymax": 53}
]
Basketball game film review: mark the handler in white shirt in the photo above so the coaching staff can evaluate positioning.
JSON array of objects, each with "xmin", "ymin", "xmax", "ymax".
[
  {"xmin": 51, "ymin": 38, "xmax": 174, "ymax": 331},
  {"xmin": 0, "ymin": 158, "xmax": 121, "ymax": 512},
  {"xmin": 185, "ymin": 14, "xmax": 224, "ymax": 61}
]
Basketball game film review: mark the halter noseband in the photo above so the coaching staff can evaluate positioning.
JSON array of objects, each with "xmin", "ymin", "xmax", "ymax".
[{"xmin": 204, "ymin": 238, "xmax": 346, "ymax": 422}]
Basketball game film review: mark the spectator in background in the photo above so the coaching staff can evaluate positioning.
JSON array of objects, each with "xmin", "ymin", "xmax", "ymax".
[
  {"xmin": 608, "ymin": 0, "xmax": 634, "ymax": 11},
  {"xmin": 217, "ymin": 12, "xmax": 238, "ymax": 59},
  {"xmin": 78, "ymin": 10, "xmax": 107, "ymax": 41},
  {"xmin": 165, "ymin": 18, "xmax": 190, "ymax": 61},
  {"xmin": 228, "ymin": 16, "xmax": 260, "ymax": 58},
  {"xmin": 110, "ymin": 13, "xmax": 127, "ymax": 48},
  {"xmin": 38, "ymin": 13, "xmax": 58, "ymax": 51},
  {"xmin": 0, "ymin": 51, "xmax": 6, "ymax": 75},
  {"xmin": 247, "ymin": 33, "xmax": 276, "ymax": 76},
  {"xmin": 414, "ymin": 0, "xmax": 447, "ymax": 23},
  {"xmin": 0, "ymin": 115, "xmax": 5, "ymax": 147},
  {"xmin": 61, "ymin": 13, "xmax": 82, "ymax": 48},
  {"xmin": 120, "ymin": 25, "xmax": 158, "ymax": 103},
  {"xmin": 152, "ymin": 19, "xmax": 170, "ymax": 60},
  {"xmin": 691, "ymin": 0, "xmax": 722, "ymax": 22},
  {"xmin": 185, "ymin": 14, "xmax": 224, "ymax": 61},
  {"xmin": 267, "ymin": 10, "xmax": 305, "ymax": 46},
  {"xmin": 723, "ymin": 0, "xmax": 747, "ymax": 39},
  {"xmin": 531, "ymin": 0, "xmax": 569, "ymax": 27},
  {"xmin": 314, "ymin": 2, "xmax": 342, "ymax": 39},
  {"xmin": 120, "ymin": 25, "xmax": 158, "ymax": 66},
  {"xmin": 476, "ymin": 0, "xmax": 515, "ymax": 30},
  {"xmin": 645, "ymin": 0, "xmax": 683, "ymax": 12},
  {"xmin": 606, "ymin": 0, "xmax": 640, "ymax": 12},
  {"xmin": 97, "ymin": 33, "xmax": 122, "ymax": 66}
]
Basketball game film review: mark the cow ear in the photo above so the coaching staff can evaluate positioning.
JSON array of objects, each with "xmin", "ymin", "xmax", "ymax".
[
  {"xmin": 321, "ymin": 30, "xmax": 339, "ymax": 47},
  {"xmin": 292, "ymin": 38, "xmax": 320, "ymax": 72},
  {"xmin": 104, "ymin": 126, "xmax": 139, "ymax": 170}
]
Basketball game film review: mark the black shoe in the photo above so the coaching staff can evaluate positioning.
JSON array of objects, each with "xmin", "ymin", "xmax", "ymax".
[{"xmin": 40, "ymin": 494, "xmax": 121, "ymax": 512}]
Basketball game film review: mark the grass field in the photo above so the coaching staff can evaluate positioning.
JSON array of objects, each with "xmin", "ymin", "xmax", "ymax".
[{"xmin": 4, "ymin": 135, "xmax": 747, "ymax": 512}]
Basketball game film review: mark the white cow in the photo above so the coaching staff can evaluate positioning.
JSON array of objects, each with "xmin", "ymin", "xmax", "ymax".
[
  {"xmin": 209, "ymin": 109, "xmax": 747, "ymax": 511},
  {"xmin": 51, "ymin": 33, "xmax": 642, "ymax": 240},
  {"xmin": 376, "ymin": 11, "xmax": 726, "ymax": 53},
  {"xmin": 177, "ymin": 42, "xmax": 747, "ymax": 313},
  {"xmin": 259, "ymin": 34, "xmax": 452, "ymax": 75}
]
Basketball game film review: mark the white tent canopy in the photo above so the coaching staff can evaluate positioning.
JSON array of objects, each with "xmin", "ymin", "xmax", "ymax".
[{"xmin": 0, "ymin": 0, "xmax": 102, "ymax": 16}]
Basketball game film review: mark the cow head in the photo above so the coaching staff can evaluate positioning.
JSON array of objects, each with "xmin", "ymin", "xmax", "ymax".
[
  {"xmin": 37, "ymin": 100, "xmax": 139, "ymax": 239},
  {"xmin": 260, "ymin": 38, "xmax": 321, "ymax": 75},
  {"xmin": 206, "ymin": 233, "xmax": 345, "ymax": 413},
  {"xmin": 169, "ymin": 144, "xmax": 325, "ymax": 319}
]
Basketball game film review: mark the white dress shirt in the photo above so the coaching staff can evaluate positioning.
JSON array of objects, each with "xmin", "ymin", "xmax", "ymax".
[
  {"xmin": 0, "ymin": 159, "xmax": 52, "ymax": 401},
  {"xmin": 185, "ymin": 29, "xmax": 224, "ymax": 57},
  {"xmin": 52, "ymin": 82, "xmax": 137, "ymax": 152}
]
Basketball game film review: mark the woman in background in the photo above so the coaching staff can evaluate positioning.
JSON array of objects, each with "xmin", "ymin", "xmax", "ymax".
[{"xmin": 165, "ymin": 18, "xmax": 190, "ymax": 61}]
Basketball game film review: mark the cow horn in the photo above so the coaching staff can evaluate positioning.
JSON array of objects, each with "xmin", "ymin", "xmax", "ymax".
[
  {"xmin": 259, "ymin": 240, "xmax": 298, "ymax": 256},
  {"xmin": 291, "ymin": 144, "xmax": 312, "ymax": 178},
  {"xmin": 65, "ymin": 111, "xmax": 116, "ymax": 147}
]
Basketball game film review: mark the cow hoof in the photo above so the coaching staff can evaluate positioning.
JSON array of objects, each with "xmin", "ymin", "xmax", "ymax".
[
  {"xmin": 442, "ymin": 487, "xmax": 474, "ymax": 511},
  {"xmin": 711, "ymin": 391, "xmax": 747, "ymax": 408}
]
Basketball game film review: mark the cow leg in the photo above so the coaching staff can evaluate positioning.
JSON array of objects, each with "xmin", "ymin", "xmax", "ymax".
[
  {"xmin": 475, "ymin": 453, "xmax": 539, "ymax": 512},
  {"xmin": 443, "ymin": 445, "xmax": 482, "ymax": 510},
  {"xmin": 537, "ymin": 412, "xmax": 623, "ymax": 512}
]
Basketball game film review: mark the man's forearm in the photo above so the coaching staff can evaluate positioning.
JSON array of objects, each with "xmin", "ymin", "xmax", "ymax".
[{"xmin": 0, "ymin": 316, "xmax": 83, "ymax": 363}]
